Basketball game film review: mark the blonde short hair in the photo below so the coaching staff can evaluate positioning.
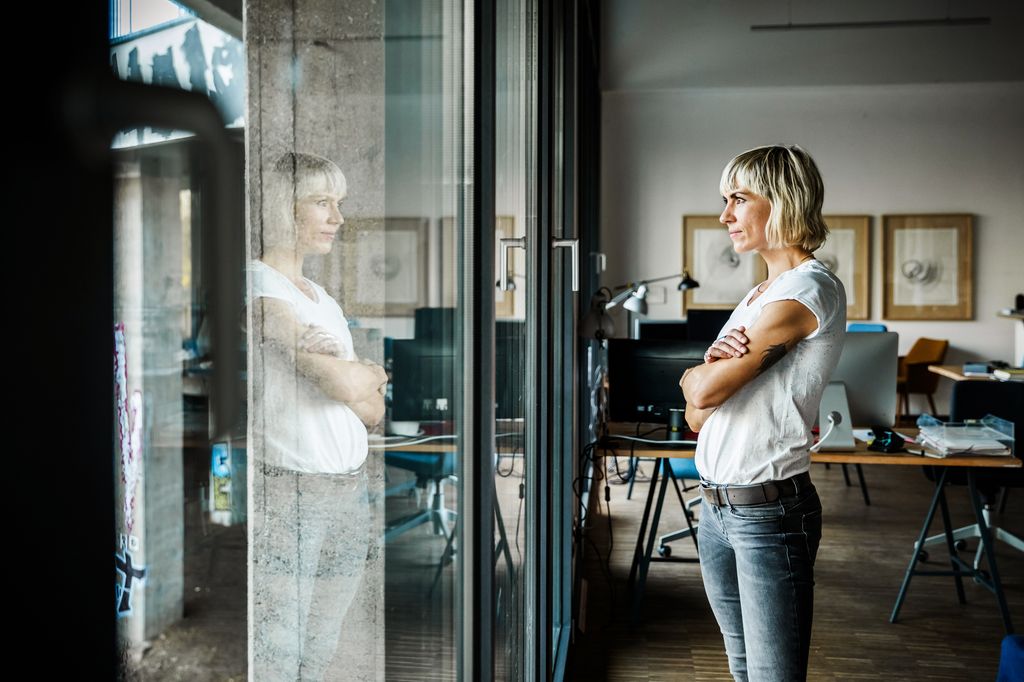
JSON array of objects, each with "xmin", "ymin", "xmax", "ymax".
[
  {"xmin": 719, "ymin": 144, "xmax": 828, "ymax": 252},
  {"xmin": 260, "ymin": 152, "xmax": 347, "ymax": 254}
]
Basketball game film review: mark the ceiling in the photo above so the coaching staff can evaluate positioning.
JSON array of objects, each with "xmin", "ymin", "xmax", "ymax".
[{"xmin": 601, "ymin": 0, "xmax": 1024, "ymax": 91}]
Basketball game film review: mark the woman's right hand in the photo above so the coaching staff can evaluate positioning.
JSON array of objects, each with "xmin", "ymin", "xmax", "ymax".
[
  {"xmin": 703, "ymin": 325, "xmax": 749, "ymax": 363},
  {"xmin": 352, "ymin": 360, "xmax": 389, "ymax": 398}
]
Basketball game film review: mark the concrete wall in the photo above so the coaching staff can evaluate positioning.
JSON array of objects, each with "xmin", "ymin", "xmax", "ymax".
[
  {"xmin": 246, "ymin": 0, "xmax": 386, "ymax": 678},
  {"xmin": 601, "ymin": 81, "xmax": 1024, "ymax": 415},
  {"xmin": 114, "ymin": 155, "xmax": 188, "ymax": 648}
]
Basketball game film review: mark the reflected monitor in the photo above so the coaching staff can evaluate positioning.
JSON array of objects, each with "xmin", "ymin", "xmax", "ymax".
[
  {"xmin": 388, "ymin": 324, "xmax": 524, "ymax": 422},
  {"xmin": 390, "ymin": 339, "xmax": 456, "ymax": 422}
]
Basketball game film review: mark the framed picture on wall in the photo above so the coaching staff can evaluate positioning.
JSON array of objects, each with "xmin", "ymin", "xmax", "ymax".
[
  {"xmin": 883, "ymin": 214, "xmax": 973, "ymax": 320},
  {"xmin": 342, "ymin": 217, "xmax": 429, "ymax": 317},
  {"xmin": 818, "ymin": 215, "xmax": 871, "ymax": 320},
  {"xmin": 682, "ymin": 215, "xmax": 767, "ymax": 314}
]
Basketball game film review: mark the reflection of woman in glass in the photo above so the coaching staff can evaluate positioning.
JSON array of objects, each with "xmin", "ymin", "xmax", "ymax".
[{"xmin": 249, "ymin": 152, "xmax": 387, "ymax": 679}]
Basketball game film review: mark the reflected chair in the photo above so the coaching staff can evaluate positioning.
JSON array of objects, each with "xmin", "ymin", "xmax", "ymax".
[
  {"xmin": 384, "ymin": 451, "xmax": 457, "ymax": 543},
  {"xmin": 897, "ymin": 337, "xmax": 949, "ymax": 418},
  {"xmin": 917, "ymin": 380, "xmax": 1024, "ymax": 566}
]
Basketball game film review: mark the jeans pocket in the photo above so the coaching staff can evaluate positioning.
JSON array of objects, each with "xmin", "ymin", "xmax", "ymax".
[
  {"xmin": 726, "ymin": 499, "xmax": 786, "ymax": 521},
  {"xmin": 801, "ymin": 507, "xmax": 823, "ymax": 563}
]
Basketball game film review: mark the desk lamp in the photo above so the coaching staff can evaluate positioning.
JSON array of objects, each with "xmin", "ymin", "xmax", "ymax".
[{"xmin": 581, "ymin": 271, "xmax": 699, "ymax": 339}]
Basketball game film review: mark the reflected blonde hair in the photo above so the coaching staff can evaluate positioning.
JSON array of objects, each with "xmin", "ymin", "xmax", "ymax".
[
  {"xmin": 260, "ymin": 152, "xmax": 347, "ymax": 254},
  {"xmin": 719, "ymin": 144, "xmax": 828, "ymax": 252}
]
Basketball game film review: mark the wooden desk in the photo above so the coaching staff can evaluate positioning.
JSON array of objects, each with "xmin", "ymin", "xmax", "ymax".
[
  {"xmin": 603, "ymin": 428, "xmax": 1020, "ymax": 631},
  {"xmin": 928, "ymin": 364, "xmax": 998, "ymax": 382}
]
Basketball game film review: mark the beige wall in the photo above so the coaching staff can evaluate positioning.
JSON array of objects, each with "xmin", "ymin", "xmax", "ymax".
[{"xmin": 601, "ymin": 81, "xmax": 1024, "ymax": 415}]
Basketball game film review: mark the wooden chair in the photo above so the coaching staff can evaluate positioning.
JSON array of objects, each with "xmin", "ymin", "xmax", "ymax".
[{"xmin": 897, "ymin": 337, "xmax": 948, "ymax": 418}]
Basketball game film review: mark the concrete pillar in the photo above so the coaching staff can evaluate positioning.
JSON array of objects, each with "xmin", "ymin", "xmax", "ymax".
[
  {"xmin": 114, "ymin": 153, "xmax": 188, "ymax": 653},
  {"xmin": 247, "ymin": 0, "xmax": 386, "ymax": 679}
]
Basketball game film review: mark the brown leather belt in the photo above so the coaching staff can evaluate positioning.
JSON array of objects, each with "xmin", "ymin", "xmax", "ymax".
[{"xmin": 700, "ymin": 471, "xmax": 813, "ymax": 507}]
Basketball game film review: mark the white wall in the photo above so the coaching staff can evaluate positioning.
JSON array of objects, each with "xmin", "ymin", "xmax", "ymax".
[{"xmin": 601, "ymin": 81, "xmax": 1024, "ymax": 414}]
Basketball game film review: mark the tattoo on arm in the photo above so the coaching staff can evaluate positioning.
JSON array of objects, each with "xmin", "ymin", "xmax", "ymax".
[{"xmin": 757, "ymin": 343, "xmax": 789, "ymax": 375}]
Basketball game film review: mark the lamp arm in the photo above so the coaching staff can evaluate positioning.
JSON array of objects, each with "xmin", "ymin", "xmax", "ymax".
[{"xmin": 610, "ymin": 272, "xmax": 685, "ymax": 290}]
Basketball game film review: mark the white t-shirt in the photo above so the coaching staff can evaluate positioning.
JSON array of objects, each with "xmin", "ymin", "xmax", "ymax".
[
  {"xmin": 247, "ymin": 259, "xmax": 369, "ymax": 474},
  {"xmin": 694, "ymin": 259, "xmax": 846, "ymax": 485}
]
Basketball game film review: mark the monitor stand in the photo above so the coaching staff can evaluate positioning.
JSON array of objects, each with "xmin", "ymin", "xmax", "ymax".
[{"xmin": 817, "ymin": 381, "xmax": 856, "ymax": 451}]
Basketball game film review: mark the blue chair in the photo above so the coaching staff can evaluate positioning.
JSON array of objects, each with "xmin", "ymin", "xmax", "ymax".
[
  {"xmin": 384, "ymin": 451, "xmax": 457, "ymax": 543},
  {"xmin": 656, "ymin": 457, "xmax": 701, "ymax": 556},
  {"xmin": 848, "ymin": 323, "xmax": 888, "ymax": 332},
  {"xmin": 998, "ymin": 635, "xmax": 1024, "ymax": 682}
]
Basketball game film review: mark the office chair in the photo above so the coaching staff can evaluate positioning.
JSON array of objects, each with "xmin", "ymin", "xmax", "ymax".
[
  {"xmin": 384, "ymin": 451, "xmax": 457, "ymax": 543},
  {"xmin": 916, "ymin": 380, "xmax": 1024, "ymax": 567},
  {"xmin": 897, "ymin": 337, "xmax": 949, "ymax": 419},
  {"xmin": 848, "ymin": 323, "xmax": 888, "ymax": 332},
  {"xmin": 656, "ymin": 457, "xmax": 701, "ymax": 557}
]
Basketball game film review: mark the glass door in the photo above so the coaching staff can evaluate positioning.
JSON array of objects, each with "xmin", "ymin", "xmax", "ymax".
[
  {"xmin": 493, "ymin": 0, "xmax": 535, "ymax": 678},
  {"xmin": 494, "ymin": 0, "xmax": 578, "ymax": 677},
  {"xmin": 106, "ymin": 0, "xmax": 580, "ymax": 678}
]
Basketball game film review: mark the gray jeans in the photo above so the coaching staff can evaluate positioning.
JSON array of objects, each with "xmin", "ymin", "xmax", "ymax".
[
  {"xmin": 698, "ymin": 482, "xmax": 822, "ymax": 682},
  {"xmin": 252, "ymin": 464, "xmax": 371, "ymax": 681}
]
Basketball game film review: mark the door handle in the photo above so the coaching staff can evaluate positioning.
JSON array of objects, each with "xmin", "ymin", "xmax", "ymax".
[
  {"xmin": 499, "ymin": 236, "xmax": 526, "ymax": 291},
  {"xmin": 552, "ymin": 238, "xmax": 579, "ymax": 292}
]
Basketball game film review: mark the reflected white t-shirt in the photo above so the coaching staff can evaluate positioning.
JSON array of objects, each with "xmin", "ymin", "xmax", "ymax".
[
  {"xmin": 247, "ymin": 259, "xmax": 368, "ymax": 474},
  {"xmin": 695, "ymin": 259, "xmax": 846, "ymax": 485}
]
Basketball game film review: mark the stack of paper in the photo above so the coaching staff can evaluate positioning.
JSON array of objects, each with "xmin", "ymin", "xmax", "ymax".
[{"xmin": 917, "ymin": 424, "xmax": 1011, "ymax": 457}]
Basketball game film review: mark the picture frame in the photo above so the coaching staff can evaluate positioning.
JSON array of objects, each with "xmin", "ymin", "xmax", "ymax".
[
  {"xmin": 883, "ymin": 214, "xmax": 973, "ymax": 320},
  {"xmin": 682, "ymin": 215, "xmax": 767, "ymax": 314},
  {"xmin": 818, "ymin": 215, "xmax": 871, "ymax": 320},
  {"xmin": 342, "ymin": 217, "xmax": 429, "ymax": 317}
]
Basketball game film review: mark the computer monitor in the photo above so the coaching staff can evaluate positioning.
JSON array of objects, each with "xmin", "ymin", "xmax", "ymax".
[
  {"xmin": 495, "ymin": 321, "xmax": 524, "ymax": 419},
  {"xmin": 685, "ymin": 309, "xmax": 733, "ymax": 342},
  {"xmin": 414, "ymin": 307, "xmax": 456, "ymax": 341},
  {"xmin": 607, "ymin": 339, "xmax": 707, "ymax": 423},
  {"xmin": 390, "ymin": 339, "xmax": 456, "ymax": 421},
  {"xmin": 828, "ymin": 331, "xmax": 898, "ymax": 427},
  {"xmin": 388, "ymin": 322, "xmax": 523, "ymax": 421},
  {"xmin": 635, "ymin": 319, "xmax": 688, "ymax": 341}
]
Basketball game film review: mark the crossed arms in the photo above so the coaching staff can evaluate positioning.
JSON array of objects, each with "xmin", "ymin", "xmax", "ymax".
[
  {"xmin": 680, "ymin": 300, "xmax": 818, "ymax": 433},
  {"xmin": 252, "ymin": 297, "xmax": 388, "ymax": 427}
]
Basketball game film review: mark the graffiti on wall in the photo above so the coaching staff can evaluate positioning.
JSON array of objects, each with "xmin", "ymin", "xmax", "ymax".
[
  {"xmin": 110, "ymin": 19, "xmax": 244, "ymax": 148},
  {"xmin": 115, "ymin": 549, "xmax": 147, "ymax": 618},
  {"xmin": 114, "ymin": 323, "xmax": 143, "ymax": 535}
]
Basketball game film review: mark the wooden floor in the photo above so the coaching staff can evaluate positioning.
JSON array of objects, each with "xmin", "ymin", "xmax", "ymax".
[{"xmin": 570, "ymin": 460, "xmax": 1023, "ymax": 680}]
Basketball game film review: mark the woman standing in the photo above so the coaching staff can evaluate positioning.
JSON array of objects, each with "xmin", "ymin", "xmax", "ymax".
[
  {"xmin": 249, "ymin": 152, "xmax": 387, "ymax": 680},
  {"xmin": 680, "ymin": 144, "xmax": 846, "ymax": 681}
]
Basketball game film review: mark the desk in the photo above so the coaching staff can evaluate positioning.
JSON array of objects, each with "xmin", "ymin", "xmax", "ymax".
[
  {"xmin": 929, "ymin": 364, "xmax": 998, "ymax": 382},
  {"xmin": 605, "ymin": 427, "xmax": 1021, "ymax": 631}
]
